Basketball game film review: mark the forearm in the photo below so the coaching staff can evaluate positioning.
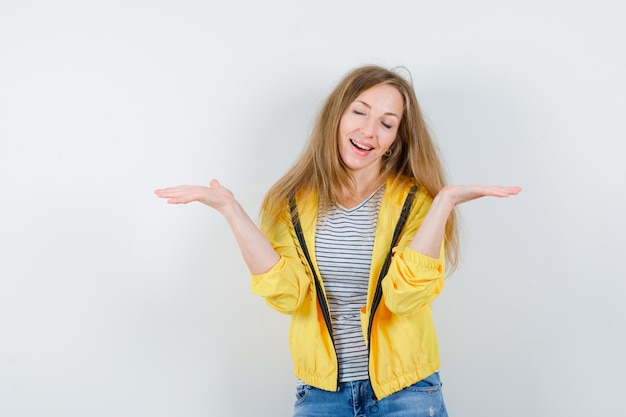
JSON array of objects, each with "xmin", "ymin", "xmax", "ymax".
[
  {"xmin": 409, "ymin": 193, "xmax": 454, "ymax": 258},
  {"xmin": 221, "ymin": 200, "xmax": 280, "ymax": 275}
]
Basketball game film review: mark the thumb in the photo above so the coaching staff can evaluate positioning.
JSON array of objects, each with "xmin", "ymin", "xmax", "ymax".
[{"xmin": 209, "ymin": 179, "xmax": 220, "ymax": 188}]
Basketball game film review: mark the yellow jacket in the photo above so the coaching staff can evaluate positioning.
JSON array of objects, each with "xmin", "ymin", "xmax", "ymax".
[{"xmin": 251, "ymin": 176, "xmax": 445, "ymax": 399}]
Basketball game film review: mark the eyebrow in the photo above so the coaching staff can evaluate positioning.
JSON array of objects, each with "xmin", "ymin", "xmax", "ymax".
[{"xmin": 355, "ymin": 100, "xmax": 401, "ymax": 119}]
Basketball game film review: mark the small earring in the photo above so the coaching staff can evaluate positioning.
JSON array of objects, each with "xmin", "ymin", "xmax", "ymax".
[{"xmin": 384, "ymin": 149, "xmax": 392, "ymax": 157}]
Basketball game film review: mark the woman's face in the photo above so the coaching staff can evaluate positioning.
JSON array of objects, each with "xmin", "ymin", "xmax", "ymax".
[{"xmin": 337, "ymin": 83, "xmax": 403, "ymax": 180}]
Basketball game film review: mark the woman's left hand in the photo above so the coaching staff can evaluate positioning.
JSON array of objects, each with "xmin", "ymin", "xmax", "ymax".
[
  {"xmin": 437, "ymin": 185, "xmax": 522, "ymax": 208},
  {"xmin": 409, "ymin": 185, "xmax": 521, "ymax": 259}
]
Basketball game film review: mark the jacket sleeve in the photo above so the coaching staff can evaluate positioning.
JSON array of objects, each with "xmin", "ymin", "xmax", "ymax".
[
  {"xmin": 249, "ymin": 206, "xmax": 311, "ymax": 314},
  {"xmin": 381, "ymin": 190, "xmax": 446, "ymax": 316}
]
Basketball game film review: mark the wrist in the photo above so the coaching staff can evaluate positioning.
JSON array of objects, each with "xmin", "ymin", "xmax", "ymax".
[
  {"xmin": 432, "ymin": 189, "xmax": 456, "ymax": 213},
  {"xmin": 220, "ymin": 198, "xmax": 244, "ymax": 222}
]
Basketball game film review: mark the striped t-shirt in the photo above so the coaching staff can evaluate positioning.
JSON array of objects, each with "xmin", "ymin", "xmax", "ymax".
[{"xmin": 314, "ymin": 186, "xmax": 384, "ymax": 382}]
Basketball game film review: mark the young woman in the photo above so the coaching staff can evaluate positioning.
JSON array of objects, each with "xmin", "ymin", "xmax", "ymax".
[{"xmin": 155, "ymin": 65, "xmax": 520, "ymax": 416}]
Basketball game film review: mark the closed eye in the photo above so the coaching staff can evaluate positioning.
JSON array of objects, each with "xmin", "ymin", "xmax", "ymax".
[{"xmin": 381, "ymin": 121, "xmax": 393, "ymax": 129}]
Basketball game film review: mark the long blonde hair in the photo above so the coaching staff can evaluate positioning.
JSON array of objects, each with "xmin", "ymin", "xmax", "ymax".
[{"xmin": 261, "ymin": 65, "xmax": 459, "ymax": 270}]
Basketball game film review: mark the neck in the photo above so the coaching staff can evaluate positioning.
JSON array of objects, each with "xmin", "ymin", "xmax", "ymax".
[{"xmin": 340, "ymin": 172, "xmax": 385, "ymax": 209}]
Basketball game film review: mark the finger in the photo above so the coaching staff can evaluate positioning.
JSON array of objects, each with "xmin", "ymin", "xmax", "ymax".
[
  {"xmin": 155, "ymin": 185, "xmax": 190, "ymax": 196},
  {"xmin": 155, "ymin": 187, "xmax": 179, "ymax": 195},
  {"xmin": 484, "ymin": 186, "xmax": 522, "ymax": 197},
  {"xmin": 155, "ymin": 189, "xmax": 172, "ymax": 197},
  {"xmin": 167, "ymin": 198, "xmax": 188, "ymax": 204},
  {"xmin": 493, "ymin": 186, "xmax": 521, "ymax": 194},
  {"xmin": 155, "ymin": 189, "xmax": 179, "ymax": 198}
]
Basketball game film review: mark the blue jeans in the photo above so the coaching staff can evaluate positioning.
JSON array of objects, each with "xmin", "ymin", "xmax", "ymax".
[{"xmin": 293, "ymin": 372, "xmax": 448, "ymax": 417}]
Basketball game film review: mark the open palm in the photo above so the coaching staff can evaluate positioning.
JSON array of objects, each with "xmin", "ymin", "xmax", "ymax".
[
  {"xmin": 154, "ymin": 179, "xmax": 235, "ymax": 213},
  {"xmin": 440, "ymin": 185, "xmax": 521, "ymax": 207}
]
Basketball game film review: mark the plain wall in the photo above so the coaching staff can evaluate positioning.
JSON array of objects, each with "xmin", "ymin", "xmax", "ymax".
[{"xmin": 1, "ymin": 0, "xmax": 624, "ymax": 415}]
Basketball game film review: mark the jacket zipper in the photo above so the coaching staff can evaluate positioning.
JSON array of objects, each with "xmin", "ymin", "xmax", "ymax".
[
  {"xmin": 366, "ymin": 184, "xmax": 418, "ymax": 401},
  {"xmin": 289, "ymin": 194, "xmax": 341, "ymax": 391},
  {"xmin": 312, "ymin": 277, "xmax": 340, "ymax": 391}
]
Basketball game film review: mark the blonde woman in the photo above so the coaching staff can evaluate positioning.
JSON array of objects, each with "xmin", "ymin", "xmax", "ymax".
[{"xmin": 156, "ymin": 65, "xmax": 520, "ymax": 416}]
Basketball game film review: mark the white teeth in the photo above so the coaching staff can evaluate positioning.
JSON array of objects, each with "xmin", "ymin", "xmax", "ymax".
[{"xmin": 351, "ymin": 139, "xmax": 372, "ymax": 151}]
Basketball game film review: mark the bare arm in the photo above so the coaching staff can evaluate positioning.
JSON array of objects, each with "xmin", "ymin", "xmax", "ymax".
[
  {"xmin": 155, "ymin": 179, "xmax": 280, "ymax": 275},
  {"xmin": 410, "ymin": 185, "xmax": 522, "ymax": 257}
]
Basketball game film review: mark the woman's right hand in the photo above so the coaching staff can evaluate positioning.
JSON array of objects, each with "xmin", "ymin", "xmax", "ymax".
[
  {"xmin": 155, "ymin": 179, "xmax": 280, "ymax": 274},
  {"xmin": 155, "ymin": 179, "xmax": 234, "ymax": 213}
]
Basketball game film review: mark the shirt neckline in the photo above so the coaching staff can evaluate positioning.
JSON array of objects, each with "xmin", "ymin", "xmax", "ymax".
[{"xmin": 336, "ymin": 185, "xmax": 385, "ymax": 213}]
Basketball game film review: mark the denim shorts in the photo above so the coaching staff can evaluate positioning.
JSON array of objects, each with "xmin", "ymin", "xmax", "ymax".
[{"xmin": 293, "ymin": 372, "xmax": 448, "ymax": 417}]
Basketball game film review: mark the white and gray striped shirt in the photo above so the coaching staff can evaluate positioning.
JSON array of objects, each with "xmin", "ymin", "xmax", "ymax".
[{"xmin": 315, "ymin": 186, "xmax": 384, "ymax": 382}]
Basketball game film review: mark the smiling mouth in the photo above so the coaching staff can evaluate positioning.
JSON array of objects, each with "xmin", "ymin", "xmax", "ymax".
[{"xmin": 350, "ymin": 139, "xmax": 373, "ymax": 151}]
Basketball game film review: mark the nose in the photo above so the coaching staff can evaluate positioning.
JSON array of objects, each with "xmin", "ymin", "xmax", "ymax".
[{"xmin": 359, "ymin": 117, "xmax": 377, "ymax": 138}]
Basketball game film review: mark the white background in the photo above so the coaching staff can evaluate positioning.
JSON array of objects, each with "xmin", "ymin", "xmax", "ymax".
[{"xmin": 1, "ymin": 0, "xmax": 624, "ymax": 415}]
